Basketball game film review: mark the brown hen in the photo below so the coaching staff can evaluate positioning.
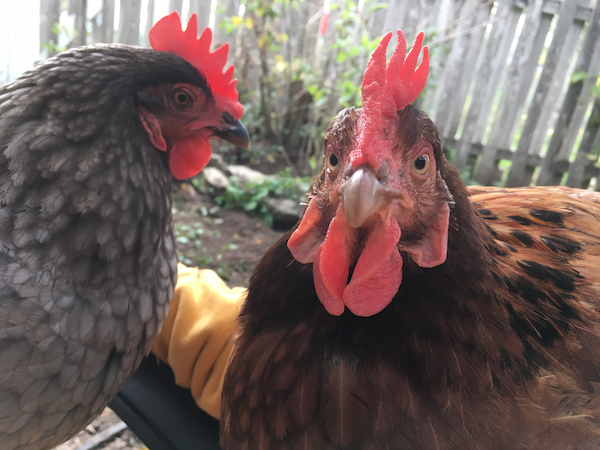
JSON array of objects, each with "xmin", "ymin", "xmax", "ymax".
[{"xmin": 221, "ymin": 32, "xmax": 600, "ymax": 449}]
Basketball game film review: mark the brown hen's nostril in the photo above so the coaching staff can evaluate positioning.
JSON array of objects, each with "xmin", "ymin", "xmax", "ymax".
[{"xmin": 376, "ymin": 161, "xmax": 390, "ymax": 180}]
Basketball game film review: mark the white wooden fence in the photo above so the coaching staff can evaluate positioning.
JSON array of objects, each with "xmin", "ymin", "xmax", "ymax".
[{"xmin": 1, "ymin": 0, "xmax": 599, "ymax": 189}]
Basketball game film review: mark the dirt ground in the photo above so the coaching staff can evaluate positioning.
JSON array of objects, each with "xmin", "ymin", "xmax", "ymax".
[
  {"xmin": 171, "ymin": 182, "xmax": 287, "ymax": 288},
  {"xmin": 56, "ymin": 185, "xmax": 288, "ymax": 449}
]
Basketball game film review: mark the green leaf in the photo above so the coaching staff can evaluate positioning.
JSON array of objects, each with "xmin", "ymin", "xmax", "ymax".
[
  {"xmin": 244, "ymin": 200, "xmax": 258, "ymax": 211},
  {"xmin": 367, "ymin": 2, "xmax": 388, "ymax": 13},
  {"xmin": 570, "ymin": 71, "xmax": 593, "ymax": 84}
]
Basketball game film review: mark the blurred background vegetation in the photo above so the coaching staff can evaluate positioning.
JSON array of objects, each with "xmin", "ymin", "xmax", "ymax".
[{"xmin": 1, "ymin": 0, "xmax": 599, "ymax": 189}]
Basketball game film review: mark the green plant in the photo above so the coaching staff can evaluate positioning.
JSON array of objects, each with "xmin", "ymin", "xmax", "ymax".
[
  {"xmin": 219, "ymin": 0, "xmax": 388, "ymax": 175},
  {"xmin": 42, "ymin": 23, "xmax": 77, "ymax": 55},
  {"xmin": 214, "ymin": 168, "xmax": 311, "ymax": 226},
  {"xmin": 570, "ymin": 70, "xmax": 600, "ymax": 98}
]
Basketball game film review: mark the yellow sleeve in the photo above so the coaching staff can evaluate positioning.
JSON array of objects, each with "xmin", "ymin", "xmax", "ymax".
[{"xmin": 151, "ymin": 263, "xmax": 245, "ymax": 419}]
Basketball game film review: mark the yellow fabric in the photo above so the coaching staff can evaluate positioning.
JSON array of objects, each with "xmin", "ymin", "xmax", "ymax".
[{"xmin": 151, "ymin": 264, "xmax": 245, "ymax": 419}]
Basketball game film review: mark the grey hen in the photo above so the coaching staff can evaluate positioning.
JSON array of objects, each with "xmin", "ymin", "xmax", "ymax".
[{"xmin": 0, "ymin": 12, "xmax": 248, "ymax": 450}]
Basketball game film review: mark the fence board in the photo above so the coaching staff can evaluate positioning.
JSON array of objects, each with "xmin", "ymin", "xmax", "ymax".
[
  {"xmin": 565, "ymin": 97, "xmax": 600, "ymax": 188},
  {"xmin": 537, "ymin": 0, "xmax": 600, "ymax": 185},
  {"xmin": 443, "ymin": 1, "xmax": 490, "ymax": 143},
  {"xmin": 430, "ymin": 0, "xmax": 483, "ymax": 131},
  {"xmin": 20, "ymin": 0, "xmax": 600, "ymax": 189},
  {"xmin": 505, "ymin": 0, "xmax": 578, "ymax": 187},
  {"xmin": 68, "ymin": 0, "xmax": 88, "ymax": 47},
  {"xmin": 142, "ymin": 0, "xmax": 156, "ymax": 46},
  {"xmin": 476, "ymin": 0, "xmax": 551, "ymax": 184},
  {"xmin": 527, "ymin": 17, "xmax": 584, "ymax": 159},
  {"xmin": 40, "ymin": 0, "xmax": 61, "ymax": 58},
  {"xmin": 453, "ymin": 0, "xmax": 522, "ymax": 171},
  {"xmin": 189, "ymin": 0, "xmax": 212, "ymax": 30},
  {"xmin": 118, "ymin": 0, "xmax": 142, "ymax": 45},
  {"xmin": 103, "ymin": 0, "xmax": 115, "ymax": 43}
]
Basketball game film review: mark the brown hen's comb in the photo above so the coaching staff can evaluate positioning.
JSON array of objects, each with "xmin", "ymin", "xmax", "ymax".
[
  {"xmin": 150, "ymin": 12, "xmax": 243, "ymax": 120},
  {"xmin": 351, "ymin": 31, "xmax": 428, "ymax": 169},
  {"xmin": 361, "ymin": 30, "xmax": 429, "ymax": 116}
]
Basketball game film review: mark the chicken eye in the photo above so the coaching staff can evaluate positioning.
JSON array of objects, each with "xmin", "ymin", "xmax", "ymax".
[
  {"xmin": 173, "ymin": 90, "xmax": 192, "ymax": 107},
  {"xmin": 326, "ymin": 153, "xmax": 339, "ymax": 172},
  {"xmin": 413, "ymin": 154, "xmax": 430, "ymax": 175}
]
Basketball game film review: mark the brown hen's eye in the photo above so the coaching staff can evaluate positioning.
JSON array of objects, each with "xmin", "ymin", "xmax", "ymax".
[
  {"xmin": 326, "ymin": 153, "xmax": 339, "ymax": 172},
  {"xmin": 413, "ymin": 154, "xmax": 430, "ymax": 175},
  {"xmin": 173, "ymin": 90, "xmax": 192, "ymax": 107}
]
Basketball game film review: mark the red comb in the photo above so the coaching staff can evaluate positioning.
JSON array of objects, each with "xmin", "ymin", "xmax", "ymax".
[
  {"xmin": 361, "ymin": 30, "xmax": 429, "ymax": 115},
  {"xmin": 149, "ymin": 12, "xmax": 244, "ymax": 120},
  {"xmin": 351, "ymin": 31, "xmax": 429, "ymax": 169}
]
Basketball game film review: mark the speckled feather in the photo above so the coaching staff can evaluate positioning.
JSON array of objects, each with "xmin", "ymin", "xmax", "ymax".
[
  {"xmin": 0, "ymin": 45, "xmax": 208, "ymax": 449},
  {"xmin": 222, "ymin": 106, "xmax": 600, "ymax": 450}
]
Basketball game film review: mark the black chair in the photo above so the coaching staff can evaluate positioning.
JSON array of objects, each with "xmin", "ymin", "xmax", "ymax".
[{"xmin": 109, "ymin": 356, "xmax": 220, "ymax": 450}]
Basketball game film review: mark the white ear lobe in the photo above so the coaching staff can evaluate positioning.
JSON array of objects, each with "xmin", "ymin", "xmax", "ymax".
[
  {"xmin": 405, "ymin": 202, "xmax": 449, "ymax": 268},
  {"xmin": 138, "ymin": 108, "xmax": 167, "ymax": 151}
]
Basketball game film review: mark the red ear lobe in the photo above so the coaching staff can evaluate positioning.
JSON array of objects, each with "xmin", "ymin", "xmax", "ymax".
[
  {"xmin": 287, "ymin": 198, "xmax": 325, "ymax": 264},
  {"xmin": 139, "ymin": 109, "xmax": 167, "ymax": 151},
  {"xmin": 404, "ymin": 203, "xmax": 450, "ymax": 268}
]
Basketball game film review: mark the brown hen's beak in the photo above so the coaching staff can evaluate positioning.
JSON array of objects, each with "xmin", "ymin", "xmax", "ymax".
[
  {"xmin": 338, "ymin": 163, "xmax": 413, "ymax": 228},
  {"xmin": 210, "ymin": 119, "xmax": 251, "ymax": 149}
]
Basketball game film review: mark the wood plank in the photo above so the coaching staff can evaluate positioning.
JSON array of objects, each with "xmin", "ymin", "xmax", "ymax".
[
  {"xmin": 189, "ymin": 0, "xmax": 212, "ymax": 30},
  {"xmin": 91, "ymin": 11, "xmax": 103, "ymax": 44},
  {"xmin": 526, "ymin": 18, "xmax": 585, "ymax": 158},
  {"xmin": 118, "ymin": 0, "xmax": 142, "ymax": 44},
  {"xmin": 453, "ymin": 0, "xmax": 522, "ymax": 171},
  {"xmin": 68, "ymin": 0, "xmax": 87, "ymax": 47},
  {"xmin": 443, "ymin": 1, "xmax": 491, "ymax": 144},
  {"xmin": 431, "ymin": 0, "xmax": 485, "ymax": 132},
  {"xmin": 397, "ymin": 1, "xmax": 424, "ymax": 42},
  {"xmin": 537, "ymin": 0, "xmax": 600, "ymax": 185},
  {"xmin": 421, "ymin": 0, "xmax": 468, "ymax": 118},
  {"xmin": 143, "ymin": 0, "xmax": 155, "ymax": 47},
  {"xmin": 476, "ymin": 0, "xmax": 550, "ymax": 184},
  {"xmin": 444, "ymin": 137, "xmax": 600, "ymax": 187},
  {"xmin": 566, "ymin": 98, "xmax": 600, "ymax": 188},
  {"xmin": 382, "ymin": 0, "xmax": 409, "ymax": 38},
  {"xmin": 103, "ymin": 0, "xmax": 115, "ymax": 43},
  {"xmin": 420, "ymin": 0, "xmax": 461, "ymax": 116},
  {"xmin": 40, "ymin": 0, "xmax": 61, "ymax": 58},
  {"xmin": 505, "ymin": 0, "xmax": 578, "ymax": 187},
  {"xmin": 170, "ymin": 0, "xmax": 184, "ymax": 14}
]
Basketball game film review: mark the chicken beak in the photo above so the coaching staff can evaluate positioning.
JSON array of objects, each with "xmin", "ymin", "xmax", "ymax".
[
  {"xmin": 210, "ymin": 119, "xmax": 251, "ymax": 149},
  {"xmin": 337, "ymin": 163, "xmax": 412, "ymax": 228}
]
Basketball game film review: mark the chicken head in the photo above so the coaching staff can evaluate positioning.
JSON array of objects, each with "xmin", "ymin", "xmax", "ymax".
[
  {"xmin": 288, "ymin": 32, "xmax": 451, "ymax": 317},
  {"xmin": 137, "ymin": 13, "xmax": 249, "ymax": 180}
]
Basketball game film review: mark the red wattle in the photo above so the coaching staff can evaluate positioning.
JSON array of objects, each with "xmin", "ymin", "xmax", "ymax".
[
  {"xmin": 313, "ymin": 212, "xmax": 351, "ymax": 316},
  {"xmin": 343, "ymin": 217, "xmax": 402, "ymax": 316},
  {"xmin": 169, "ymin": 136, "xmax": 212, "ymax": 180}
]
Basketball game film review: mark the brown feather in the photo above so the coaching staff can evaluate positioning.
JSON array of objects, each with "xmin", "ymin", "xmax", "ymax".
[{"xmin": 222, "ymin": 106, "xmax": 600, "ymax": 449}]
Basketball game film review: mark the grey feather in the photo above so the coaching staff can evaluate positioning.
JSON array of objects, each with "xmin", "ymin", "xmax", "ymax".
[{"xmin": 0, "ymin": 43, "xmax": 210, "ymax": 449}]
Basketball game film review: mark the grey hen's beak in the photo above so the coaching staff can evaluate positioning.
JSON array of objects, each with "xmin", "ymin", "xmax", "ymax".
[{"xmin": 210, "ymin": 119, "xmax": 251, "ymax": 149}]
